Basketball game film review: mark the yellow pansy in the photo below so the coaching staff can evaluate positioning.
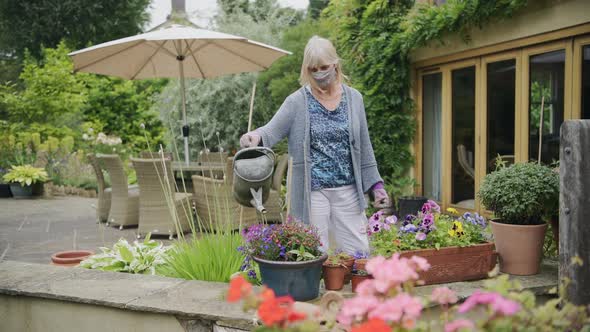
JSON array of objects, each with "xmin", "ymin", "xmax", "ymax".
[
  {"xmin": 448, "ymin": 221, "xmax": 465, "ymax": 238},
  {"xmin": 446, "ymin": 207, "xmax": 459, "ymax": 215}
]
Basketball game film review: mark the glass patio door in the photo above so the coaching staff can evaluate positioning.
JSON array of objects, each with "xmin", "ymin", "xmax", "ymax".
[{"xmin": 421, "ymin": 72, "xmax": 442, "ymax": 202}]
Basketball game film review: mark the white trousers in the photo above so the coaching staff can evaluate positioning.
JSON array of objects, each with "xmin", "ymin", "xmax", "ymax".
[{"xmin": 310, "ymin": 184, "xmax": 369, "ymax": 255}]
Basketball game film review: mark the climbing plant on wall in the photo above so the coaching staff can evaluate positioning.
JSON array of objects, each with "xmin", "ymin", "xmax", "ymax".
[{"xmin": 323, "ymin": 0, "xmax": 529, "ymax": 197}]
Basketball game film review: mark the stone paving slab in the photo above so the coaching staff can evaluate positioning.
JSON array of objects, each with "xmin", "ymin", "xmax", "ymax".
[{"xmin": 0, "ymin": 196, "xmax": 174, "ymax": 264}]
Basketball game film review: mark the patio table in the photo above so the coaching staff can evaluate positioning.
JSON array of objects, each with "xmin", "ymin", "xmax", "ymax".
[{"xmin": 171, "ymin": 161, "xmax": 226, "ymax": 180}]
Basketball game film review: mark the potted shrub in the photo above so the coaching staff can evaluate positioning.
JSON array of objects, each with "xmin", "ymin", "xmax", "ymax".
[
  {"xmin": 2, "ymin": 165, "xmax": 48, "ymax": 198},
  {"xmin": 240, "ymin": 217, "xmax": 327, "ymax": 301},
  {"xmin": 478, "ymin": 162, "xmax": 559, "ymax": 275},
  {"xmin": 369, "ymin": 201, "xmax": 496, "ymax": 285},
  {"xmin": 322, "ymin": 253, "xmax": 349, "ymax": 291}
]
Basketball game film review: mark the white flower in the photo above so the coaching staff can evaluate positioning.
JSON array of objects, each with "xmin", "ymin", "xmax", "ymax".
[
  {"xmin": 82, "ymin": 133, "xmax": 89, "ymax": 140},
  {"xmin": 140, "ymin": 123, "xmax": 145, "ymax": 129}
]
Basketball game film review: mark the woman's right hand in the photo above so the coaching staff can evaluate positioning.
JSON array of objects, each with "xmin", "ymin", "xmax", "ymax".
[{"xmin": 239, "ymin": 132, "xmax": 261, "ymax": 148}]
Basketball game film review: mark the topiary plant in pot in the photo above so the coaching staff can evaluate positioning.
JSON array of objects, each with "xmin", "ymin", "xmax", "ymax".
[{"xmin": 478, "ymin": 162, "xmax": 559, "ymax": 275}]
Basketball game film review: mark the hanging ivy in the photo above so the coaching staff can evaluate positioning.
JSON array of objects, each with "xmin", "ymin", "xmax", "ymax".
[{"xmin": 324, "ymin": 0, "xmax": 529, "ymax": 196}]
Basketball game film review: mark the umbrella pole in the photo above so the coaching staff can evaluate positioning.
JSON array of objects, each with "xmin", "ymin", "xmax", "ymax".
[{"xmin": 178, "ymin": 55, "xmax": 190, "ymax": 165}]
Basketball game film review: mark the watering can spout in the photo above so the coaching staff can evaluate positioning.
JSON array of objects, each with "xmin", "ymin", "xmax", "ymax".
[{"xmin": 250, "ymin": 187, "xmax": 267, "ymax": 214}]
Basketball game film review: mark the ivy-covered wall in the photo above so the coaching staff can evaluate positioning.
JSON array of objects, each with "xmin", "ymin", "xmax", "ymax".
[{"xmin": 323, "ymin": 0, "xmax": 529, "ymax": 197}]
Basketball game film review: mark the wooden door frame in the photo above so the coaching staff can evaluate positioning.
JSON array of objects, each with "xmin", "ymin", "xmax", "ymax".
[{"xmin": 573, "ymin": 35, "xmax": 590, "ymax": 119}]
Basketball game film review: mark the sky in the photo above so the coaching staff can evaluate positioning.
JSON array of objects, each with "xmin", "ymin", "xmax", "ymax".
[{"xmin": 147, "ymin": 0, "xmax": 309, "ymax": 29}]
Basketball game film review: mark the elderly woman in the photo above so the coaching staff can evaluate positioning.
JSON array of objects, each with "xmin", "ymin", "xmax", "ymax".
[{"xmin": 240, "ymin": 36, "xmax": 388, "ymax": 254}]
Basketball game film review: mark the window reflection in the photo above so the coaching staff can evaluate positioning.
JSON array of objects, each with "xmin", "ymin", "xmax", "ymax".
[
  {"xmin": 451, "ymin": 67, "xmax": 475, "ymax": 209},
  {"xmin": 529, "ymin": 50, "xmax": 565, "ymax": 165},
  {"xmin": 422, "ymin": 73, "xmax": 442, "ymax": 201},
  {"xmin": 487, "ymin": 60, "xmax": 516, "ymax": 173}
]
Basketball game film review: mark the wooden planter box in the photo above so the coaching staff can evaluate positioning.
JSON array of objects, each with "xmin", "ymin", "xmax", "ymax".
[{"xmin": 399, "ymin": 242, "xmax": 497, "ymax": 285}]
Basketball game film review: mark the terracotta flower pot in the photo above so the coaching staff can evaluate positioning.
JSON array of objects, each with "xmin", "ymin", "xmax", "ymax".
[
  {"xmin": 354, "ymin": 258, "xmax": 368, "ymax": 272},
  {"xmin": 351, "ymin": 274, "xmax": 370, "ymax": 293},
  {"xmin": 51, "ymin": 250, "xmax": 94, "ymax": 267},
  {"xmin": 322, "ymin": 264, "xmax": 347, "ymax": 291},
  {"xmin": 490, "ymin": 220, "xmax": 547, "ymax": 275}
]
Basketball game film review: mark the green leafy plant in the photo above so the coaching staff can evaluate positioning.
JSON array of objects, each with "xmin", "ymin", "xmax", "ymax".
[
  {"xmin": 79, "ymin": 235, "xmax": 170, "ymax": 275},
  {"xmin": 157, "ymin": 232, "xmax": 246, "ymax": 282},
  {"xmin": 478, "ymin": 162, "xmax": 559, "ymax": 225},
  {"xmin": 288, "ymin": 245, "xmax": 317, "ymax": 262},
  {"xmin": 3, "ymin": 164, "xmax": 48, "ymax": 186}
]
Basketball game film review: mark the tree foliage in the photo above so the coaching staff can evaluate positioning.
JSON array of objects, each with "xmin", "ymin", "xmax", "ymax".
[
  {"xmin": 0, "ymin": 0, "xmax": 151, "ymax": 59},
  {"xmin": 323, "ymin": 0, "xmax": 530, "ymax": 196},
  {"xmin": 0, "ymin": 42, "xmax": 164, "ymax": 150}
]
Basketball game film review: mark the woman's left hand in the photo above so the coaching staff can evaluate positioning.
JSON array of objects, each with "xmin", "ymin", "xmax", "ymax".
[{"xmin": 372, "ymin": 188, "xmax": 390, "ymax": 208}]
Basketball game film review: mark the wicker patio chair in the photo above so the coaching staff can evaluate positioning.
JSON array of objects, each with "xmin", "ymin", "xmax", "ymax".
[
  {"xmin": 139, "ymin": 150, "xmax": 174, "ymax": 160},
  {"xmin": 87, "ymin": 153, "xmax": 111, "ymax": 223},
  {"xmin": 96, "ymin": 154, "xmax": 139, "ymax": 229},
  {"xmin": 131, "ymin": 158, "xmax": 193, "ymax": 239}
]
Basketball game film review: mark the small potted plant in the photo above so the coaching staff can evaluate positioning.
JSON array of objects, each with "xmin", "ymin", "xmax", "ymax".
[
  {"xmin": 322, "ymin": 253, "xmax": 349, "ymax": 291},
  {"xmin": 351, "ymin": 269, "xmax": 370, "ymax": 293},
  {"xmin": 331, "ymin": 249, "xmax": 355, "ymax": 284},
  {"xmin": 2, "ymin": 165, "xmax": 48, "ymax": 198},
  {"xmin": 240, "ymin": 217, "xmax": 326, "ymax": 301},
  {"xmin": 478, "ymin": 162, "xmax": 559, "ymax": 275}
]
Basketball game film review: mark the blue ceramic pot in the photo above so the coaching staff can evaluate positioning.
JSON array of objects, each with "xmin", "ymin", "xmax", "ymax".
[
  {"xmin": 9, "ymin": 183, "xmax": 33, "ymax": 198},
  {"xmin": 253, "ymin": 254, "xmax": 328, "ymax": 301}
]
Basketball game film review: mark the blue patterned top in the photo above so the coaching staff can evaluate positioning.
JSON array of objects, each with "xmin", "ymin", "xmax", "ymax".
[{"xmin": 306, "ymin": 86, "xmax": 355, "ymax": 191}]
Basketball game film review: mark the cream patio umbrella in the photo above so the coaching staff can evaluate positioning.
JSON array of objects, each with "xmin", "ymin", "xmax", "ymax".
[{"xmin": 69, "ymin": 24, "xmax": 291, "ymax": 164}]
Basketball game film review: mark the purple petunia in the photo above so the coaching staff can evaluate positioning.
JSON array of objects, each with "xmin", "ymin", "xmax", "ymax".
[{"xmin": 415, "ymin": 232, "xmax": 427, "ymax": 241}]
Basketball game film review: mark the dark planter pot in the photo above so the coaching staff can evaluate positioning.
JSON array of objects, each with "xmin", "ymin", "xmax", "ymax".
[
  {"xmin": 51, "ymin": 250, "xmax": 94, "ymax": 267},
  {"xmin": 397, "ymin": 196, "xmax": 428, "ymax": 218},
  {"xmin": 253, "ymin": 254, "xmax": 327, "ymax": 301},
  {"xmin": 0, "ymin": 184, "xmax": 12, "ymax": 198},
  {"xmin": 9, "ymin": 183, "xmax": 33, "ymax": 198},
  {"xmin": 351, "ymin": 274, "xmax": 371, "ymax": 293},
  {"xmin": 31, "ymin": 182, "xmax": 44, "ymax": 196}
]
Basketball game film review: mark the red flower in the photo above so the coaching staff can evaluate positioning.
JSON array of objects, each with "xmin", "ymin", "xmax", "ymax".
[
  {"xmin": 257, "ymin": 294, "xmax": 307, "ymax": 327},
  {"xmin": 351, "ymin": 318, "xmax": 391, "ymax": 332},
  {"xmin": 227, "ymin": 275, "xmax": 252, "ymax": 302}
]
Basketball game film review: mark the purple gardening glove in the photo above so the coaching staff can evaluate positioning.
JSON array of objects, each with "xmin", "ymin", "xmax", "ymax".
[
  {"xmin": 371, "ymin": 182, "xmax": 390, "ymax": 208},
  {"xmin": 239, "ymin": 131, "xmax": 261, "ymax": 148}
]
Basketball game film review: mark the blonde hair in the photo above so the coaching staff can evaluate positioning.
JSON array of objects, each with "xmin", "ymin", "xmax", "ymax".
[{"xmin": 299, "ymin": 36, "xmax": 347, "ymax": 89}]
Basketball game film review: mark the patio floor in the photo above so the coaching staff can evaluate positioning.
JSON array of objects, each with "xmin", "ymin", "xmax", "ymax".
[{"xmin": 0, "ymin": 196, "xmax": 174, "ymax": 264}]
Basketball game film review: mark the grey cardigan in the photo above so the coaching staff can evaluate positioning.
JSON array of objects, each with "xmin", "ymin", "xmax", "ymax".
[{"xmin": 255, "ymin": 84, "xmax": 383, "ymax": 224}]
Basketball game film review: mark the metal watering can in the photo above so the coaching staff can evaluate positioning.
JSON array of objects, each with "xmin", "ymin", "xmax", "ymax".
[{"xmin": 232, "ymin": 147, "xmax": 276, "ymax": 213}]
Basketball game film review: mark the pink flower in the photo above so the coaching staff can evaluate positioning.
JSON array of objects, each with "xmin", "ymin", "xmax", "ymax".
[
  {"xmin": 415, "ymin": 232, "xmax": 427, "ymax": 241},
  {"xmin": 394, "ymin": 293, "xmax": 422, "ymax": 319},
  {"xmin": 337, "ymin": 296, "xmax": 380, "ymax": 326},
  {"xmin": 491, "ymin": 296, "xmax": 521, "ymax": 316},
  {"xmin": 431, "ymin": 287, "xmax": 458, "ymax": 305},
  {"xmin": 355, "ymin": 279, "xmax": 378, "ymax": 296},
  {"xmin": 365, "ymin": 256, "xmax": 386, "ymax": 276},
  {"xmin": 444, "ymin": 319, "xmax": 475, "ymax": 332},
  {"xmin": 458, "ymin": 291, "xmax": 520, "ymax": 316},
  {"xmin": 427, "ymin": 200, "xmax": 441, "ymax": 213},
  {"xmin": 368, "ymin": 299, "xmax": 403, "ymax": 322},
  {"xmin": 409, "ymin": 255, "xmax": 430, "ymax": 272}
]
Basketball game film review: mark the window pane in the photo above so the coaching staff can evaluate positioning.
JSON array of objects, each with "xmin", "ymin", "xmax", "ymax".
[
  {"xmin": 582, "ymin": 45, "xmax": 590, "ymax": 119},
  {"xmin": 487, "ymin": 59, "xmax": 516, "ymax": 173},
  {"xmin": 529, "ymin": 50, "xmax": 565, "ymax": 165},
  {"xmin": 422, "ymin": 73, "xmax": 442, "ymax": 201},
  {"xmin": 451, "ymin": 66, "xmax": 475, "ymax": 209}
]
